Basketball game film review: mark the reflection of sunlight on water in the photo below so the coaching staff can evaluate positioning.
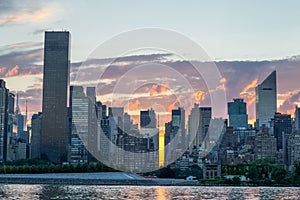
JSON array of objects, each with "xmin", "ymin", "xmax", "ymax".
[
  {"xmin": 159, "ymin": 129, "xmax": 165, "ymax": 167},
  {"xmin": 244, "ymin": 187, "xmax": 259, "ymax": 200},
  {"xmin": 155, "ymin": 187, "xmax": 168, "ymax": 200}
]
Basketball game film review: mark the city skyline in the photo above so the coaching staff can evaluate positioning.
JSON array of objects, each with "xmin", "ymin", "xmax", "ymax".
[{"xmin": 2, "ymin": 1, "xmax": 300, "ymax": 196}]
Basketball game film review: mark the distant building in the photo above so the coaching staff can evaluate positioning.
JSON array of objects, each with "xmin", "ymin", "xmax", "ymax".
[
  {"xmin": 7, "ymin": 93, "xmax": 15, "ymax": 140},
  {"xmin": 188, "ymin": 103, "xmax": 200, "ymax": 148},
  {"xmin": 254, "ymin": 127, "xmax": 277, "ymax": 161},
  {"xmin": 0, "ymin": 80, "xmax": 9, "ymax": 161},
  {"xmin": 256, "ymin": 71, "xmax": 277, "ymax": 128},
  {"xmin": 124, "ymin": 112, "xmax": 133, "ymax": 132},
  {"xmin": 140, "ymin": 108, "xmax": 156, "ymax": 129},
  {"xmin": 109, "ymin": 107, "xmax": 124, "ymax": 132},
  {"xmin": 288, "ymin": 131, "xmax": 300, "ymax": 170},
  {"xmin": 96, "ymin": 101, "xmax": 107, "ymax": 120},
  {"xmin": 41, "ymin": 31, "xmax": 70, "ymax": 163},
  {"xmin": 218, "ymin": 127, "xmax": 239, "ymax": 165},
  {"xmin": 70, "ymin": 86, "xmax": 91, "ymax": 164},
  {"xmin": 295, "ymin": 106, "xmax": 300, "ymax": 131},
  {"xmin": 234, "ymin": 128, "xmax": 256, "ymax": 146},
  {"xmin": 172, "ymin": 107, "xmax": 186, "ymax": 151},
  {"xmin": 272, "ymin": 112, "xmax": 292, "ymax": 150},
  {"xmin": 30, "ymin": 112, "xmax": 42, "ymax": 159},
  {"xmin": 7, "ymin": 93, "xmax": 15, "ymax": 115},
  {"xmin": 188, "ymin": 104, "xmax": 211, "ymax": 149},
  {"xmin": 203, "ymin": 164, "xmax": 221, "ymax": 179},
  {"xmin": 228, "ymin": 98, "xmax": 248, "ymax": 129}
]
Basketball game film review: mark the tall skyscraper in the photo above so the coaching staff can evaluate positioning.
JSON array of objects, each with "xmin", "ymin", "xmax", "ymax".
[
  {"xmin": 228, "ymin": 98, "xmax": 248, "ymax": 129},
  {"xmin": 41, "ymin": 31, "xmax": 70, "ymax": 163},
  {"xmin": 0, "ymin": 80, "xmax": 9, "ymax": 161},
  {"xmin": 256, "ymin": 70, "xmax": 277, "ymax": 128}
]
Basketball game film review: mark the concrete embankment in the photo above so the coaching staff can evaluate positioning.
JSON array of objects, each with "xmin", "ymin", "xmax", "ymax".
[{"xmin": 0, "ymin": 172, "xmax": 199, "ymax": 186}]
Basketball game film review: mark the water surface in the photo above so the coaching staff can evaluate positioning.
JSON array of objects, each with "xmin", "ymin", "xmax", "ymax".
[{"xmin": 0, "ymin": 185, "xmax": 299, "ymax": 199}]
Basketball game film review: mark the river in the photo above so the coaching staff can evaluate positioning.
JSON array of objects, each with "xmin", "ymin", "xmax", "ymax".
[{"xmin": 0, "ymin": 185, "xmax": 299, "ymax": 199}]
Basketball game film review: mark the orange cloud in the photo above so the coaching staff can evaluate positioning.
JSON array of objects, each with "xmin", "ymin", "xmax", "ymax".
[
  {"xmin": 278, "ymin": 90, "xmax": 300, "ymax": 116},
  {"xmin": 150, "ymin": 84, "xmax": 169, "ymax": 96},
  {"xmin": 220, "ymin": 77, "xmax": 227, "ymax": 84},
  {"xmin": 193, "ymin": 90, "xmax": 206, "ymax": 103},
  {"xmin": 167, "ymin": 96, "xmax": 181, "ymax": 112},
  {"xmin": 240, "ymin": 79, "xmax": 258, "ymax": 96},
  {"xmin": 5, "ymin": 65, "xmax": 19, "ymax": 77},
  {"xmin": 128, "ymin": 99, "xmax": 140, "ymax": 110},
  {"xmin": 0, "ymin": 67, "xmax": 7, "ymax": 75}
]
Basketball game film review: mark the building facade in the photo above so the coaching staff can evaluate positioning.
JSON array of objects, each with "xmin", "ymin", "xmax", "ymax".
[
  {"xmin": 255, "ymin": 71, "xmax": 277, "ymax": 128},
  {"xmin": 41, "ymin": 31, "xmax": 70, "ymax": 163},
  {"xmin": 0, "ymin": 80, "xmax": 9, "ymax": 161},
  {"xmin": 228, "ymin": 98, "xmax": 248, "ymax": 129},
  {"xmin": 30, "ymin": 112, "xmax": 43, "ymax": 159}
]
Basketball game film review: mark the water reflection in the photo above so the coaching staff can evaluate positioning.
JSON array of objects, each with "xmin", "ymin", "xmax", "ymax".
[
  {"xmin": 155, "ymin": 187, "xmax": 168, "ymax": 200},
  {"xmin": 0, "ymin": 185, "xmax": 299, "ymax": 199}
]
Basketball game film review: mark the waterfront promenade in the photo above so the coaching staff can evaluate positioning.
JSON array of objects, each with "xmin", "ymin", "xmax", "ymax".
[{"xmin": 0, "ymin": 172, "xmax": 198, "ymax": 186}]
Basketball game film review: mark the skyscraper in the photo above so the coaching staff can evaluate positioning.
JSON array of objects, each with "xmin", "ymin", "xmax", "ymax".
[
  {"xmin": 171, "ymin": 107, "xmax": 186, "ymax": 150},
  {"xmin": 30, "ymin": 112, "xmax": 43, "ymax": 159},
  {"xmin": 295, "ymin": 106, "xmax": 300, "ymax": 131},
  {"xmin": 41, "ymin": 31, "xmax": 70, "ymax": 163},
  {"xmin": 188, "ymin": 105, "xmax": 212, "ymax": 149},
  {"xmin": 0, "ymin": 80, "xmax": 9, "ymax": 161},
  {"xmin": 256, "ymin": 70, "xmax": 277, "ymax": 128},
  {"xmin": 70, "ymin": 86, "xmax": 89, "ymax": 164},
  {"xmin": 140, "ymin": 108, "xmax": 156, "ymax": 128},
  {"xmin": 273, "ymin": 112, "xmax": 292, "ymax": 150},
  {"xmin": 228, "ymin": 98, "xmax": 248, "ymax": 129}
]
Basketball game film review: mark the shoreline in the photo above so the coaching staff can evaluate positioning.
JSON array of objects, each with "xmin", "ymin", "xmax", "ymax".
[
  {"xmin": 0, "ymin": 173, "xmax": 297, "ymax": 187},
  {"xmin": 0, "ymin": 172, "xmax": 199, "ymax": 186}
]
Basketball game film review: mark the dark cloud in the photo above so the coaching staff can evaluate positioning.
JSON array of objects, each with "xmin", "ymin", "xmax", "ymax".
[
  {"xmin": 0, "ymin": 47, "xmax": 43, "ymax": 77},
  {"xmin": 71, "ymin": 53, "xmax": 173, "ymax": 69},
  {"xmin": 1, "ymin": 44, "xmax": 300, "ymax": 119}
]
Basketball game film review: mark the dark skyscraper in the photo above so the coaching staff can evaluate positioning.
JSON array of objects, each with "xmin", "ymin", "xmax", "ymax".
[
  {"xmin": 273, "ymin": 112, "xmax": 292, "ymax": 150},
  {"xmin": 41, "ymin": 31, "xmax": 70, "ymax": 163},
  {"xmin": 31, "ymin": 112, "xmax": 43, "ymax": 159},
  {"xmin": 140, "ymin": 108, "xmax": 156, "ymax": 128},
  {"xmin": 0, "ymin": 80, "xmax": 9, "ymax": 161},
  {"xmin": 295, "ymin": 106, "xmax": 300, "ymax": 131},
  {"xmin": 228, "ymin": 98, "xmax": 248, "ymax": 129}
]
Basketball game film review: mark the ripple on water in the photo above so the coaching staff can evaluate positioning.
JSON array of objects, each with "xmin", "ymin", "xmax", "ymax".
[{"xmin": 0, "ymin": 185, "xmax": 299, "ymax": 199}]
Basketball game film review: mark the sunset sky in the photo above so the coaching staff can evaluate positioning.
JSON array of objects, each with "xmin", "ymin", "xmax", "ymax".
[{"xmin": 1, "ymin": 1, "xmax": 300, "ymax": 126}]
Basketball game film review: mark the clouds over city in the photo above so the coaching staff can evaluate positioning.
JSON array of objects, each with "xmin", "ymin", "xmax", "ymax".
[{"xmin": 1, "ymin": 42, "xmax": 300, "ymax": 122}]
